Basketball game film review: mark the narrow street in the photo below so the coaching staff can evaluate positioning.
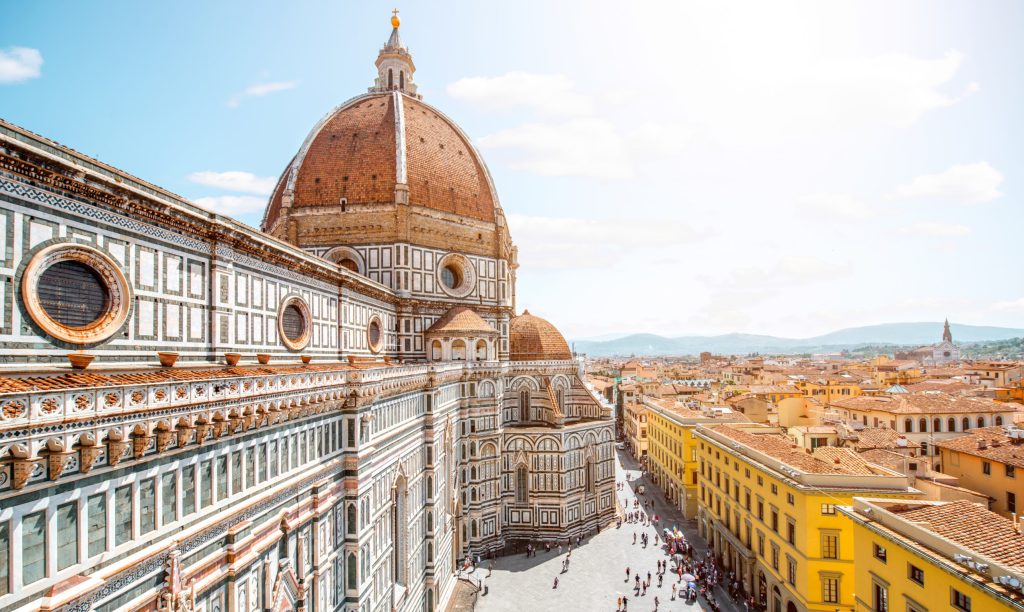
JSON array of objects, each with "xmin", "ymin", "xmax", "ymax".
[{"xmin": 466, "ymin": 449, "xmax": 744, "ymax": 612}]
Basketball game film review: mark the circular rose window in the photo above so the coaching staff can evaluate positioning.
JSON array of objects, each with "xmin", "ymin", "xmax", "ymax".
[
  {"xmin": 277, "ymin": 296, "xmax": 311, "ymax": 350},
  {"xmin": 436, "ymin": 253, "xmax": 476, "ymax": 298},
  {"xmin": 21, "ymin": 244, "xmax": 131, "ymax": 345},
  {"xmin": 367, "ymin": 315, "xmax": 384, "ymax": 354}
]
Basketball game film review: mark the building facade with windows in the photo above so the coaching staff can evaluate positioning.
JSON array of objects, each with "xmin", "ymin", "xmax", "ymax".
[
  {"xmin": 694, "ymin": 423, "xmax": 921, "ymax": 612},
  {"xmin": 644, "ymin": 397, "xmax": 749, "ymax": 519},
  {"xmin": 840, "ymin": 498, "xmax": 1024, "ymax": 612},
  {"xmin": 936, "ymin": 425, "xmax": 1024, "ymax": 519},
  {"xmin": 0, "ymin": 14, "xmax": 614, "ymax": 612},
  {"xmin": 828, "ymin": 393, "xmax": 1017, "ymax": 465}
]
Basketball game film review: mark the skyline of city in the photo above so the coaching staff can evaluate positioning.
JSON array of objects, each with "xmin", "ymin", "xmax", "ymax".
[{"xmin": 2, "ymin": 5, "xmax": 1024, "ymax": 612}]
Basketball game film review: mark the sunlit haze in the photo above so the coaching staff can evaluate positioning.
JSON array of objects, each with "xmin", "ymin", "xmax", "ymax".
[{"xmin": 4, "ymin": 1, "xmax": 1021, "ymax": 339}]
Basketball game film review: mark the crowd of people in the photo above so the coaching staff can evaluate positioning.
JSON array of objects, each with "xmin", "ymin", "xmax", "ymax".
[
  {"xmin": 465, "ymin": 454, "xmax": 759, "ymax": 611},
  {"xmin": 612, "ymin": 468, "xmax": 747, "ymax": 612}
]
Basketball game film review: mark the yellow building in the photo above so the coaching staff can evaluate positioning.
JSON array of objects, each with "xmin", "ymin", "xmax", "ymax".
[
  {"xmin": 623, "ymin": 401, "xmax": 648, "ymax": 461},
  {"xmin": 725, "ymin": 384, "xmax": 803, "ymax": 405},
  {"xmin": 644, "ymin": 397, "xmax": 749, "ymax": 518},
  {"xmin": 695, "ymin": 423, "xmax": 921, "ymax": 612},
  {"xmin": 872, "ymin": 359, "xmax": 925, "ymax": 387},
  {"xmin": 795, "ymin": 375, "xmax": 864, "ymax": 403},
  {"xmin": 936, "ymin": 426, "xmax": 1024, "ymax": 519},
  {"xmin": 840, "ymin": 498, "xmax": 1024, "ymax": 612}
]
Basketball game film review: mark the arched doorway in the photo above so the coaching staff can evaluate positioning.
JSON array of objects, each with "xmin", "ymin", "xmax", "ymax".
[
  {"xmin": 772, "ymin": 585, "xmax": 782, "ymax": 612},
  {"xmin": 786, "ymin": 602, "xmax": 797, "ymax": 612},
  {"xmin": 758, "ymin": 572, "xmax": 767, "ymax": 606}
]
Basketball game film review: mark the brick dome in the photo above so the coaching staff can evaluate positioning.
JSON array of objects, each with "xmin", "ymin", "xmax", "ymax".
[
  {"xmin": 263, "ymin": 93, "xmax": 499, "ymax": 225},
  {"xmin": 260, "ymin": 92, "xmax": 512, "ymax": 260},
  {"xmin": 509, "ymin": 311, "xmax": 572, "ymax": 361}
]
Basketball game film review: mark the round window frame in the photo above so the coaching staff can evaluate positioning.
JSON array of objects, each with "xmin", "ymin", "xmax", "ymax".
[
  {"xmin": 366, "ymin": 314, "xmax": 384, "ymax": 354},
  {"xmin": 436, "ymin": 253, "xmax": 476, "ymax": 298},
  {"xmin": 21, "ymin": 243, "xmax": 132, "ymax": 345},
  {"xmin": 277, "ymin": 295, "xmax": 312, "ymax": 351}
]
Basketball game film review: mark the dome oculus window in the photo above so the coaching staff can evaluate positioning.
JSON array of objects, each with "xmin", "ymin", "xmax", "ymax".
[
  {"xmin": 22, "ymin": 244, "xmax": 131, "ymax": 345},
  {"xmin": 436, "ymin": 253, "xmax": 476, "ymax": 298},
  {"xmin": 367, "ymin": 315, "xmax": 384, "ymax": 354},
  {"xmin": 277, "ymin": 296, "xmax": 312, "ymax": 350}
]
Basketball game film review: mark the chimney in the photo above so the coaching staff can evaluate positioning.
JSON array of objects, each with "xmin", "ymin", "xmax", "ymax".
[{"xmin": 978, "ymin": 439, "xmax": 987, "ymax": 450}]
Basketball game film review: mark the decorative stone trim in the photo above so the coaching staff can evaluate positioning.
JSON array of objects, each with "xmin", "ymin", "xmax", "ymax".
[
  {"xmin": 21, "ymin": 242, "xmax": 132, "ymax": 345},
  {"xmin": 277, "ymin": 294, "xmax": 312, "ymax": 351},
  {"xmin": 436, "ymin": 252, "xmax": 476, "ymax": 299}
]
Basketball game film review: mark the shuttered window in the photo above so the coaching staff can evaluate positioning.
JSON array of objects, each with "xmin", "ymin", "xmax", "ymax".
[{"xmin": 38, "ymin": 261, "xmax": 109, "ymax": 328}]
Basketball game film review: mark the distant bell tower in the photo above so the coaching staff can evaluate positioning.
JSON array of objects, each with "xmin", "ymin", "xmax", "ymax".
[
  {"xmin": 369, "ymin": 10, "xmax": 421, "ymax": 99},
  {"xmin": 942, "ymin": 318, "xmax": 953, "ymax": 343}
]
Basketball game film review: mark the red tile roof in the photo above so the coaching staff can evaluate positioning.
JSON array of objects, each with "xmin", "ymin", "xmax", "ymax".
[{"xmin": 889, "ymin": 500, "xmax": 1024, "ymax": 569}]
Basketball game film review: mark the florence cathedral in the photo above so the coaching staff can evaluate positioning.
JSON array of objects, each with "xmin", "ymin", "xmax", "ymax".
[{"xmin": 0, "ymin": 14, "xmax": 615, "ymax": 612}]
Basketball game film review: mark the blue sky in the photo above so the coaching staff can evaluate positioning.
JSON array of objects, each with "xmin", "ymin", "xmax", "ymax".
[{"xmin": 3, "ymin": 1, "xmax": 1023, "ymax": 339}]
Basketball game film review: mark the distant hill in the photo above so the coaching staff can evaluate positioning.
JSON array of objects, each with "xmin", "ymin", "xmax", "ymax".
[{"xmin": 571, "ymin": 322, "xmax": 1024, "ymax": 357}]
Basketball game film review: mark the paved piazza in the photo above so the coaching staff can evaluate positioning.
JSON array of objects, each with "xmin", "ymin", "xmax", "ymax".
[{"xmin": 471, "ymin": 451, "xmax": 740, "ymax": 612}]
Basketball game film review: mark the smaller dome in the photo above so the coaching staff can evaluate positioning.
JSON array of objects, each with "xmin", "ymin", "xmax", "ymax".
[
  {"xmin": 510, "ymin": 310, "xmax": 572, "ymax": 361},
  {"xmin": 426, "ymin": 306, "xmax": 498, "ymax": 336}
]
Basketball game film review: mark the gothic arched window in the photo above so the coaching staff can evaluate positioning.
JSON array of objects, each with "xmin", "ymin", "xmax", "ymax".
[
  {"xmin": 388, "ymin": 68, "xmax": 394, "ymax": 88},
  {"xmin": 515, "ymin": 464, "xmax": 528, "ymax": 504},
  {"xmin": 392, "ymin": 477, "xmax": 409, "ymax": 586},
  {"xmin": 520, "ymin": 389, "xmax": 530, "ymax": 422}
]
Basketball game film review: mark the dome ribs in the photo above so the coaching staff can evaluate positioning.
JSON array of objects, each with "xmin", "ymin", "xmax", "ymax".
[{"xmin": 292, "ymin": 96, "xmax": 397, "ymax": 208}]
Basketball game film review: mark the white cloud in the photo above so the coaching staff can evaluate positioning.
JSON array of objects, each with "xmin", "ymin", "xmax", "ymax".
[
  {"xmin": 227, "ymin": 80, "xmax": 298, "ymax": 108},
  {"xmin": 508, "ymin": 214, "xmax": 697, "ymax": 269},
  {"xmin": 478, "ymin": 118, "xmax": 634, "ymax": 179},
  {"xmin": 0, "ymin": 47, "xmax": 42, "ymax": 84},
  {"xmin": 806, "ymin": 50, "xmax": 971, "ymax": 128},
  {"xmin": 192, "ymin": 195, "xmax": 268, "ymax": 216},
  {"xmin": 902, "ymin": 222, "xmax": 970, "ymax": 237},
  {"xmin": 447, "ymin": 72, "xmax": 593, "ymax": 116},
  {"xmin": 187, "ymin": 171, "xmax": 276, "ymax": 195},
  {"xmin": 892, "ymin": 162, "xmax": 1003, "ymax": 205},
  {"xmin": 797, "ymin": 193, "xmax": 873, "ymax": 220}
]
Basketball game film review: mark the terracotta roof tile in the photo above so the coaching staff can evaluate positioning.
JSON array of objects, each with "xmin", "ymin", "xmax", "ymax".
[
  {"xmin": 706, "ymin": 424, "xmax": 885, "ymax": 476},
  {"xmin": 888, "ymin": 500, "xmax": 1024, "ymax": 569},
  {"xmin": 0, "ymin": 363, "xmax": 357, "ymax": 394},
  {"xmin": 935, "ymin": 426, "xmax": 1024, "ymax": 468},
  {"xmin": 509, "ymin": 311, "xmax": 571, "ymax": 361},
  {"xmin": 425, "ymin": 306, "xmax": 498, "ymax": 335},
  {"xmin": 831, "ymin": 392, "xmax": 1013, "ymax": 415}
]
